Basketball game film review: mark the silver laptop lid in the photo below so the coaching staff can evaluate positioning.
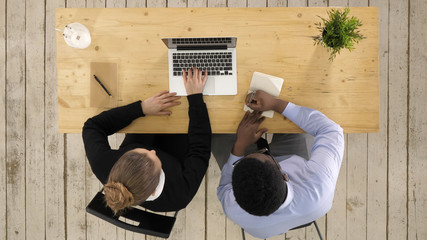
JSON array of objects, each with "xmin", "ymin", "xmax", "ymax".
[{"xmin": 162, "ymin": 37, "xmax": 237, "ymax": 49}]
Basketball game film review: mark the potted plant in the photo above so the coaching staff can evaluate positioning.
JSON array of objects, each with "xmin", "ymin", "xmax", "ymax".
[{"xmin": 314, "ymin": 7, "xmax": 365, "ymax": 61}]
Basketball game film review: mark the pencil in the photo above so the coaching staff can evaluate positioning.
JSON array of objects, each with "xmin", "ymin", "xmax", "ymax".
[{"xmin": 93, "ymin": 75, "xmax": 112, "ymax": 96}]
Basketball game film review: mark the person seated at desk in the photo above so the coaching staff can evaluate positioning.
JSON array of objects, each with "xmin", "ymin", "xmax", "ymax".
[
  {"xmin": 215, "ymin": 90, "xmax": 344, "ymax": 239},
  {"xmin": 83, "ymin": 67, "xmax": 210, "ymax": 214}
]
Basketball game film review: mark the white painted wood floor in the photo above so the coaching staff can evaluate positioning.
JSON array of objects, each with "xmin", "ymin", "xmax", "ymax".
[{"xmin": 1, "ymin": 0, "xmax": 426, "ymax": 239}]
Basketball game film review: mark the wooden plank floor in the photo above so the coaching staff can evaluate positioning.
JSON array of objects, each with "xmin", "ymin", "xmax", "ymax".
[{"xmin": 1, "ymin": 0, "xmax": 426, "ymax": 239}]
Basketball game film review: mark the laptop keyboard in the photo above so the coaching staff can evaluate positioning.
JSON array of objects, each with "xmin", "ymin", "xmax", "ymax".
[{"xmin": 172, "ymin": 52, "xmax": 233, "ymax": 76}]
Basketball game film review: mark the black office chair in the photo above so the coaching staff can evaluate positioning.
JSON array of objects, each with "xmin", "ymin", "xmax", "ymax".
[
  {"xmin": 86, "ymin": 188, "xmax": 178, "ymax": 239},
  {"xmin": 241, "ymin": 220, "xmax": 324, "ymax": 240}
]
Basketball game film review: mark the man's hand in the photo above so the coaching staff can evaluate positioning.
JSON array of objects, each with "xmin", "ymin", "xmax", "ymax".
[
  {"xmin": 232, "ymin": 111, "xmax": 268, "ymax": 156},
  {"xmin": 141, "ymin": 91, "xmax": 181, "ymax": 116},
  {"xmin": 245, "ymin": 90, "xmax": 288, "ymax": 113},
  {"xmin": 183, "ymin": 67, "xmax": 208, "ymax": 95}
]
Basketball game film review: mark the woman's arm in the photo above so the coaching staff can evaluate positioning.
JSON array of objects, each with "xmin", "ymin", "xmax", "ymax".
[
  {"xmin": 82, "ymin": 91, "xmax": 181, "ymax": 182},
  {"xmin": 179, "ymin": 68, "xmax": 212, "ymax": 205}
]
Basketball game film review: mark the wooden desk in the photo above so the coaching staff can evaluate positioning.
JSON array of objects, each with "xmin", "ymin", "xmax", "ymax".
[{"xmin": 56, "ymin": 7, "xmax": 379, "ymax": 133}]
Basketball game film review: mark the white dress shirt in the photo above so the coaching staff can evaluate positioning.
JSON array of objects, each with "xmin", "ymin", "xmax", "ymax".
[
  {"xmin": 146, "ymin": 169, "xmax": 165, "ymax": 201},
  {"xmin": 217, "ymin": 103, "xmax": 344, "ymax": 239}
]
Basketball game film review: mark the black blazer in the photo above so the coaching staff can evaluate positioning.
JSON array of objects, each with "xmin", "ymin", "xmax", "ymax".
[{"xmin": 82, "ymin": 94, "xmax": 211, "ymax": 211}]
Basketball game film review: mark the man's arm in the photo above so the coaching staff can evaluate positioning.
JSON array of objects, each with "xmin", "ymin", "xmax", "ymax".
[
  {"xmin": 247, "ymin": 90, "xmax": 344, "ymax": 181},
  {"xmin": 282, "ymin": 103, "xmax": 344, "ymax": 181}
]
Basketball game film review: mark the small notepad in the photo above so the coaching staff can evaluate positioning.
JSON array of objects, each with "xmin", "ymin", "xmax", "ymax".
[
  {"xmin": 90, "ymin": 62, "xmax": 118, "ymax": 108},
  {"xmin": 243, "ymin": 72, "xmax": 284, "ymax": 118}
]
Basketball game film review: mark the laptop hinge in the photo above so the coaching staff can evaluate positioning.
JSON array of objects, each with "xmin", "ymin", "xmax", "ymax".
[{"xmin": 177, "ymin": 45, "xmax": 228, "ymax": 51}]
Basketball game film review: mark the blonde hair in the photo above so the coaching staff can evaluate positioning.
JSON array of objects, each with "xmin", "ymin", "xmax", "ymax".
[{"xmin": 104, "ymin": 150, "xmax": 160, "ymax": 214}]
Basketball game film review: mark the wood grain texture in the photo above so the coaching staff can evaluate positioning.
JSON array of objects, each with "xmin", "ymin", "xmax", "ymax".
[
  {"xmin": 185, "ymin": 177, "xmax": 206, "ymax": 240},
  {"xmin": 145, "ymin": 1, "xmax": 167, "ymax": 240},
  {"xmin": 45, "ymin": 0, "xmax": 66, "ymax": 238},
  {"xmin": 206, "ymin": 156, "xmax": 226, "ymax": 240},
  {"xmin": 65, "ymin": 134, "xmax": 87, "ymax": 240},
  {"xmin": 188, "ymin": 0, "xmax": 206, "ymax": 7},
  {"xmin": 346, "ymin": 1, "xmax": 369, "ymax": 240},
  {"xmin": 6, "ymin": 0, "xmax": 26, "ymax": 239},
  {"xmin": 388, "ymin": 0, "xmax": 409, "ymax": 239},
  {"xmin": 282, "ymin": 0, "xmax": 307, "ymax": 237},
  {"xmin": 366, "ymin": 0, "xmax": 388, "ymax": 240},
  {"xmin": 142, "ymin": 0, "xmax": 168, "ymax": 239},
  {"xmin": 86, "ymin": 0, "xmax": 106, "ymax": 7},
  {"xmin": 0, "ymin": 0, "xmax": 6, "ymax": 238},
  {"xmin": 126, "ymin": 0, "xmax": 145, "ymax": 8},
  {"xmin": 184, "ymin": 0, "xmax": 207, "ymax": 227},
  {"xmin": 147, "ymin": 0, "xmax": 166, "ymax": 7},
  {"xmin": 84, "ymin": 4, "xmax": 105, "ymax": 240},
  {"xmin": 287, "ymin": 0, "xmax": 306, "ymax": 7},
  {"xmin": 208, "ymin": 0, "xmax": 226, "ymax": 7},
  {"xmin": 64, "ymin": 1, "xmax": 87, "ymax": 240},
  {"xmin": 25, "ymin": 0, "xmax": 46, "ymax": 239},
  {"xmin": 268, "ymin": 0, "xmax": 286, "ymax": 7},
  {"xmin": 328, "ymin": 0, "xmax": 348, "ymax": 7},
  {"xmin": 408, "ymin": 0, "xmax": 427, "ymax": 239},
  {"xmin": 1, "ymin": 1, "xmax": 425, "ymax": 240},
  {"xmin": 281, "ymin": 5, "xmax": 306, "ymax": 240},
  {"xmin": 55, "ymin": 7, "xmax": 379, "ymax": 133},
  {"xmin": 168, "ymin": 0, "xmax": 186, "ymax": 7},
  {"xmin": 306, "ymin": 2, "xmax": 327, "ymax": 240},
  {"xmin": 323, "ymin": 2, "xmax": 348, "ymax": 240},
  {"xmin": 107, "ymin": 0, "xmax": 125, "ymax": 8},
  {"xmin": 282, "ymin": 4, "xmax": 308, "ymax": 240}
]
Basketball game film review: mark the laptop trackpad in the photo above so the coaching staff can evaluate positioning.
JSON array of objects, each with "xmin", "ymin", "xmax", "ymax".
[{"xmin": 203, "ymin": 76, "xmax": 215, "ymax": 95}]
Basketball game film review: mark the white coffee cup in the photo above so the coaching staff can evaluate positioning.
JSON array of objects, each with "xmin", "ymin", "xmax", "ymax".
[{"xmin": 61, "ymin": 23, "xmax": 91, "ymax": 49}]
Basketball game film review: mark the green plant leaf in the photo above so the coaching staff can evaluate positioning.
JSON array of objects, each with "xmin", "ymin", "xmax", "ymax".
[{"xmin": 314, "ymin": 7, "xmax": 365, "ymax": 61}]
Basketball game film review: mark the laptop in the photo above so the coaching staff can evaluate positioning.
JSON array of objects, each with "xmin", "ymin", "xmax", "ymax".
[{"xmin": 162, "ymin": 37, "xmax": 238, "ymax": 96}]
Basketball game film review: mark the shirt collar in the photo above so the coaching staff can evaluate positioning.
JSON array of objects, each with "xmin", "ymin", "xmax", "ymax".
[
  {"xmin": 278, "ymin": 178, "xmax": 294, "ymax": 210},
  {"xmin": 146, "ymin": 169, "xmax": 165, "ymax": 201}
]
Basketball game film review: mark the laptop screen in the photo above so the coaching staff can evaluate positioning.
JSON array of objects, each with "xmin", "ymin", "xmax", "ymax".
[{"xmin": 162, "ymin": 37, "xmax": 237, "ymax": 49}]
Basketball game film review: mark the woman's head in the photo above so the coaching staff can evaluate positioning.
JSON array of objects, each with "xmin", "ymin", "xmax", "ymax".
[{"xmin": 104, "ymin": 148, "xmax": 162, "ymax": 214}]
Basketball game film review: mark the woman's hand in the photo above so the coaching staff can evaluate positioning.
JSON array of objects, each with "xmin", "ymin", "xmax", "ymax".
[
  {"xmin": 182, "ymin": 67, "xmax": 208, "ymax": 95},
  {"xmin": 141, "ymin": 91, "xmax": 181, "ymax": 116}
]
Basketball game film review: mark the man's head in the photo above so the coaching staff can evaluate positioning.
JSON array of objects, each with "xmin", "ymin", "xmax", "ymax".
[{"xmin": 232, "ymin": 151, "xmax": 287, "ymax": 216}]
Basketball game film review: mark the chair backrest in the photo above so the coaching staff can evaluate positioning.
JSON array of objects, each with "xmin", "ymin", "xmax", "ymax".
[
  {"xmin": 86, "ymin": 191, "xmax": 177, "ymax": 239},
  {"xmin": 241, "ymin": 221, "xmax": 323, "ymax": 240}
]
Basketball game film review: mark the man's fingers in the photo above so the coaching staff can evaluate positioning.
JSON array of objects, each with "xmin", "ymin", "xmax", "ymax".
[
  {"xmin": 245, "ymin": 93, "xmax": 252, "ymax": 104},
  {"xmin": 241, "ymin": 111, "xmax": 250, "ymax": 122},
  {"xmin": 256, "ymin": 128, "xmax": 268, "ymax": 138},
  {"xmin": 247, "ymin": 110, "xmax": 261, "ymax": 123},
  {"xmin": 256, "ymin": 116, "xmax": 266, "ymax": 125}
]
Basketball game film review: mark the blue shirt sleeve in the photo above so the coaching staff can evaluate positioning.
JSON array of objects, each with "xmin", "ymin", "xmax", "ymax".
[{"xmin": 282, "ymin": 102, "xmax": 344, "ymax": 183}]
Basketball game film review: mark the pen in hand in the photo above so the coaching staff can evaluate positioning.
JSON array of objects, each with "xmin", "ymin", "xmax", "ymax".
[
  {"xmin": 93, "ymin": 74, "xmax": 112, "ymax": 97},
  {"xmin": 248, "ymin": 90, "xmax": 256, "ymax": 104}
]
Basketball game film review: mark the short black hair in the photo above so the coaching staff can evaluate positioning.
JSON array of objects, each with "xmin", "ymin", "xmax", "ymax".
[{"xmin": 232, "ymin": 157, "xmax": 286, "ymax": 216}]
